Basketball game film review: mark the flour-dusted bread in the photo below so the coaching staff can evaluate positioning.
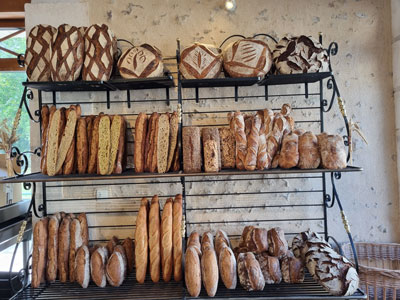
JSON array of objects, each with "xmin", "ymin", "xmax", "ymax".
[
  {"xmin": 50, "ymin": 24, "xmax": 84, "ymax": 81},
  {"xmin": 106, "ymin": 236, "xmax": 119, "ymax": 257},
  {"xmin": 237, "ymin": 252, "xmax": 265, "ymax": 291},
  {"xmin": 281, "ymin": 251, "xmax": 305, "ymax": 283},
  {"xmin": 215, "ymin": 229, "xmax": 231, "ymax": 257},
  {"xmin": 267, "ymin": 227, "xmax": 288, "ymax": 259},
  {"xmin": 201, "ymin": 232, "xmax": 214, "ymax": 252},
  {"xmin": 239, "ymin": 226, "xmax": 269, "ymax": 254},
  {"xmin": 76, "ymin": 118, "xmax": 88, "ymax": 174},
  {"xmin": 58, "ymin": 216, "xmax": 71, "ymax": 282},
  {"xmin": 46, "ymin": 108, "xmax": 66, "ymax": 176},
  {"xmin": 91, "ymin": 246, "xmax": 108, "ymax": 287},
  {"xmin": 187, "ymin": 231, "xmax": 202, "ymax": 257},
  {"xmin": 25, "ymin": 25, "xmax": 56, "ymax": 81},
  {"xmin": 32, "ymin": 218, "xmax": 48, "ymax": 288},
  {"xmin": 183, "ymin": 126, "xmax": 202, "ymax": 173},
  {"xmin": 161, "ymin": 198, "xmax": 173, "ymax": 282},
  {"xmin": 118, "ymin": 44, "xmax": 164, "ymax": 78},
  {"xmin": 135, "ymin": 198, "xmax": 148, "ymax": 283},
  {"xmin": 298, "ymin": 131, "xmax": 320, "ymax": 169},
  {"xmin": 108, "ymin": 115, "xmax": 124, "ymax": 175},
  {"xmin": 82, "ymin": 24, "xmax": 116, "ymax": 81},
  {"xmin": 88, "ymin": 114, "xmax": 102, "ymax": 174},
  {"xmin": 185, "ymin": 246, "xmax": 201, "ymax": 297},
  {"xmin": 114, "ymin": 245, "xmax": 128, "ymax": 277},
  {"xmin": 98, "ymin": 115, "xmax": 111, "ymax": 175},
  {"xmin": 114, "ymin": 117, "xmax": 126, "ymax": 174},
  {"xmin": 69, "ymin": 218, "xmax": 83, "ymax": 282},
  {"xmin": 218, "ymin": 127, "xmax": 235, "ymax": 169},
  {"xmin": 255, "ymin": 253, "xmax": 282, "ymax": 284},
  {"xmin": 179, "ymin": 43, "xmax": 223, "ymax": 79},
  {"xmin": 156, "ymin": 114, "xmax": 170, "ymax": 173},
  {"xmin": 318, "ymin": 134, "xmax": 347, "ymax": 169},
  {"xmin": 273, "ymin": 35, "xmax": 329, "ymax": 74},
  {"xmin": 223, "ymin": 38, "xmax": 273, "ymax": 78},
  {"xmin": 46, "ymin": 215, "xmax": 59, "ymax": 282},
  {"xmin": 201, "ymin": 243, "xmax": 219, "ymax": 297},
  {"xmin": 219, "ymin": 246, "xmax": 237, "ymax": 289},
  {"xmin": 279, "ymin": 132, "xmax": 299, "ymax": 169},
  {"xmin": 144, "ymin": 113, "xmax": 159, "ymax": 173},
  {"xmin": 134, "ymin": 113, "xmax": 148, "ymax": 173},
  {"xmin": 106, "ymin": 248, "xmax": 126, "ymax": 287},
  {"xmin": 75, "ymin": 245, "xmax": 90, "ymax": 288},
  {"xmin": 173, "ymin": 194, "xmax": 183, "ymax": 281},
  {"xmin": 149, "ymin": 195, "xmax": 161, "ymax": 282},
  {"xmin": 167, "ymin": 112, "xmax": 179, "ymax": 172}
]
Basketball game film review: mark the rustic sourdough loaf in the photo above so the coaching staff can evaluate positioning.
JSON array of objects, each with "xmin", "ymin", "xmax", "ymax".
[{"xmin": 167, "ymin": 112, "xmax": 179, "ymax": 172}]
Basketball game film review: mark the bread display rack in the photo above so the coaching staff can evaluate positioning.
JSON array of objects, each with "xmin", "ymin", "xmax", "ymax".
[{"xmin": 4, "ymin": 34, "xmax": 366, "ymax": 299}]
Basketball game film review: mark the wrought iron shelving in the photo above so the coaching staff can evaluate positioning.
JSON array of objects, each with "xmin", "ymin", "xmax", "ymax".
[{"xmin": 6, "ymin": 34, "xmax": 365, "ymax": 300}]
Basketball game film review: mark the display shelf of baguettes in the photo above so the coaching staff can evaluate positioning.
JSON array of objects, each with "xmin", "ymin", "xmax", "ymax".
[
  {"xmin": 2, "ymin": 166, "xmax": 362, "ymax": 183},
  {"xmin": 22, "ymin": 74, "xmax": 175, "ymax": 92},
  {"xmin": 257, "ymin": 72, "xmax": 332, "ymax": 86},
  {"xmin": 12, "ymin": 272, "xmax": 366, "ymax": 300}
]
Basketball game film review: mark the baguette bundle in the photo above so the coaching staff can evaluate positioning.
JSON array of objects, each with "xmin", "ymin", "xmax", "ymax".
[{"xmin": 40, "ymin": 106, "xmax": 127, "ymax": 176}]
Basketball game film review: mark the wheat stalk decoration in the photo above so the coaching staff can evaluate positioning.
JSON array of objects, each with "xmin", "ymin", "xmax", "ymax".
[{"xmin": 0, "ymin": 108, "xmax": 21, "ymax": 155}]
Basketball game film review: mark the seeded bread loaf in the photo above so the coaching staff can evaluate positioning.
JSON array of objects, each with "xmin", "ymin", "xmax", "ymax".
[
  {"xmin": 156, "ymin": 114, "xmax": 170, "ymax": 173},
  {"xmin": 108, "ymin": 115, "xmax": 124, "ymax": 174},
  {"xmin": 218, "ymin": 127, "xmax": 235, "ymax": 169},
  {"xmin": 183, "ymin": 126, "xmax": 202, "ymax": 173}
]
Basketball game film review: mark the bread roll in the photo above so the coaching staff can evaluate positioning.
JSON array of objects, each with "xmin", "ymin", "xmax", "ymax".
[
  {"xmin": 279, "ymin": 132, "xmax": 299, "ymax": 169},
  {"xmin": 201, "ymin": 244, "xmax": 219, "ymax": 297},
  {"xmin": 134, "ymin": 113, "xmax": 148, "ymax": 173},
  {"xmin": 267, "ymin": 227, "xmax": 288, "ymax": 259},
  {"xmin": 135, "ymin": 198, "xmax": 148, "ymax": 283},
  {"xmin": 91, "ymin": 246, "xmax": 108, "ymax": 287},
  {"xmin": 187, "ymin": 231, "xmax": 202, "ymax": 257},
  {"xmin": 46, "ymin": 215, "xmax": 59, "ymax": 282},
  {"xmin": 179, "ymin": 43, "xmax": 222, "ymax": 79},
  {"xmin": 32, "ymin": 218, "xmax": 48, "ymax": 288},
  {"xmin": 88, "ymin": 114, "xmax": 101, "ymax": 174},
  {"xmin": 25, "ymin": 25, "xmax": 56, "ymax": 81},
  {"xmin": 122, "ymin": 238, "xmax": 134, "ymax": 274},
  {"xmin": 76, "ymin": 118, "xmax": 88, "ymax": 174},
  {"xmin": 144, "ymin": 113, "xmax": 159, "ymax": 172},
  {"xmin": 156, "ymin": 114, "xmax": 170, "ymax": 173},
  {"xmin": 237, "ymin": 252, "xmax": 265, "ymax": 291},
  {"xmin": 219, "ymin": 246, "xmax": 237, "ymax": 289},
  {"xmin": 319, "ymin": 134, "xmax": 347, "ymax": 169},
  {"xmin": 106, "ymin": 236, "xmax": 119, "ymax": 256},
  {"xmin": 106, "ymin": 249, "xmax": 126, "ymax": 287},
  {"xmin": 118, "ymin": 44, "xmax": 164, "ymax": 78},
  {"xmin": 58, "ymin": 215, "xmax": 70, "ymax": 282},
  {"xmin": 78, "ymin": 213, "xmax": 89, "ymax": 246},
  {"xmin": 108, "ymin": 115, "xmax": 124, "ymax": 174},
  {"xmin": 98, "ymin": 115, "xmax": 111, "ymax": 175},
  {"xmin": 298, "ymin": 131, "xmax": 320, "ymax": 169},
  {"xmin": 149, "ymin": 195, "xmax": 160, "ymax": 282},
  {"xmin": 75, "ymin": 245, "xmax": 90, "ymax": 288},
  {"xmin": 51, "ymin": 24, "xmax": 84, "ymax": 81},
  {"xmin": 183, "ymin": 127, "xmax": 202, "ymax": 173},
  {"xmin": 218, "ymin": 127, "xmax": 235, "ymax": 169},
  {"xmin": 244, "ymin": 115, "xmax": 261, "ymax": 170},
  {"xmin": 161, "ymin": 198, "xmax": 173, "ymax": 282},
  {"xmin": 255, "ymin": 252, "xmax": 282, "ymax": 284},
  {"xmin": 167, "ymin": 112, "xmax": 179, "ymax": 172},
  {"xmin": 281, "ymin": 252, "xmax": 304, "ymax": 283},
  {"xmin": 185, "ymin": 247, "xmax": 201, "ymax": 297},
  {"xmin": 69, "ymin": 218, "xmax": 83, "ymax": 282},
  {"xmin": 173, "ymin": 194, "xmax": 183, "ymax": 281}
]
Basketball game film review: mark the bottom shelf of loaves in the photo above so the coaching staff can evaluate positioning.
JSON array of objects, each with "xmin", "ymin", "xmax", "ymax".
[{"xmin": 15, "ymin": 271, "xmax": 366, "ymax": 300}]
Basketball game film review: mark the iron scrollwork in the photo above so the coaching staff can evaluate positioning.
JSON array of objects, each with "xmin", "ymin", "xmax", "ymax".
[
  {"xmin": 19, "ymin": 86, "xmax": 40, "ymax": 123},
  {"xmin": 10, "ymin": 146, "xmax": 41, "ymax": 176}
]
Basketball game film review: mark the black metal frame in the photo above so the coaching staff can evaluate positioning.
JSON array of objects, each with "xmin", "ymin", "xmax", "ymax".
[{"xmin": 5, "ymin": 34, "xmax": 364, "ymax": 300}]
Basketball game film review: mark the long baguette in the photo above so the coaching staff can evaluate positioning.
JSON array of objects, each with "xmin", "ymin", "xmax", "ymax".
[
  {"xmin": 88, "ymin": 114, "xmax": 102, "ymax": 174},
  {"xmin": 40, "ymin": 105, "xmax": 50, "ymax": 172},
  {"xmin": 134, "ymin": 113, "xmax": 148, "ymax": 173},
  {"xmin": 244, "ymin": 114, "xmax": 261, "ymax": 171},
  {"xmin": 161, "ymin": 198, "xmax": 173, "ymax": 282},
  {"xmin": 167, "ymin": 112, "xmax": 179, "ymax": 172},
  {"xmin": 98, "ymin": 115, "xmax": 111, "ymax": 175},
  {"xmin": 76, "ymin": 118, "xmax": 88, "ymax": 174},
  {"xmin": 47, "ymin": 108, "xmax": 65, "ymax": 176},
  {"xmin": 173, "ymin": 194, "xmax": 183, "ymax": 281},
  {"xmin": 135, "ymin": 198, "xmax": 148, "ymax": 283},
  {"xmin": 149, "ymin": 195, "xmax": 160, "ymax": 282},
  {"xmin": 114, "ymin": 117, "xmax": 126, "ymax": 174}
]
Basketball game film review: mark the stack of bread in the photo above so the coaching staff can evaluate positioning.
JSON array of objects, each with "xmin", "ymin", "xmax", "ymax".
[
  {"xmin": 32, "ymin": 212, "xmax": 134, "ymax": 289},
  {"xmin": 134, "ymin": 112, "xmax": 180, "ymax": 173},
  {"xmin": 291, "ymin": 230, "xmax": 359, "ymax": 296},
  {"xmin": 134, "ymin": 194, "xmax": 183, "ymax": 283},
  {"xmin": 185, "ymin": 230, "xmax": 236, "ymax": 297},
  {"xmin": 182, "ymin": 103, "xmax": 347, "ymax": 173},
  {"xmin": 40, "ymin": 105, "xmax": 126, "ymax": 176}
]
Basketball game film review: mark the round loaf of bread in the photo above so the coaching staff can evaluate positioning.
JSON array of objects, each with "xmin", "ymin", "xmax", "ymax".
[
  {"xmin": 25, "ymin": 24, "xmax": 56, "ymax": 81},
  {"xmin": 223, "ymin": 38, "xmax": 272, "ymax": 78},
  {"xmin": 273, "ymin": 35, "xmax": 329, "ymax": 74},
  {"xmin": 118, "ymin": 44, "xmax": 164, "ymax": 79},
  {"xmin": 179, "ymin": 43, "xmax": 223, "ymax": 79}
]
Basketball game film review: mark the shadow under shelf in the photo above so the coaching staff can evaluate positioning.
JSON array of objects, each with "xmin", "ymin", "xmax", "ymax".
[{"xmin": 2, "ymin": 166, "xmax": 362, "ymax": 183}]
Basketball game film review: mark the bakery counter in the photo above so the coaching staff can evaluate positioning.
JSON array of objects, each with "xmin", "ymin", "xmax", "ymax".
[
  {"xmin": 1, "ymin": 166, "xmax": 362, "ymax": 184},
  {"xmin": 12, "ymin": 272, "xmax": 366, "ymax": 300}
]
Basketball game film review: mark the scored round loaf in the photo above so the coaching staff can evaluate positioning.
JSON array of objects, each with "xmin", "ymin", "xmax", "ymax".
[
  {"xmin": 82, "ymin": 24, "xmax": 116, "ymax": 81},
  {"xmin": 90, "ymin": 246, "xmax": 109, "ymax": 287},
  {"xmin": 219, "ymin": 246, "xmax": 237, "ymax": 289},
  {"xmin": 118, "ymin": 44, "xmax": 164, "ymax": 78},
  {"xmin": 239, "ymin": 226, "xmax": 269, "ymax": 254},
  {"xmin": 237, "ymin": 252, "xmax": 265, "ymax": 291},
  {"xmin": 185, "ymin": 246, "xmax": 201, "ymax": 297},
  {"xmin": 179, "ymin": 43, "xmax": 223, "ymax": 79},
  {"xmin": 75, "ymin": 245, "xmax": 90, "ymax": 288},
  {"xmin": 25, "ymin": 24, "xmax": 56, "ymax": 81},
  {"xmin": 114, "ymin": 245, "xmax": 128, "ymax": 277},
  {"xmin": 267, "ymin": 227, "xmax": 288, "ymax": 258},
  {"xmin": 223, "ymin": 38, "xmax": 272, "ymax": 78},
  {"xmin": 273, "ymin": 35, "xmax": 329, "ymax": 74},
  {"xmin": 50, "ymin": 24, "xmax": 84, "ymax": 81},
  {"xmin": 255, "ymin": 252, "xmax": 282, "ymax": 284}
]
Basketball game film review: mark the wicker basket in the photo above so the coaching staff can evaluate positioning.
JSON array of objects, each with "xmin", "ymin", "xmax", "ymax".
[{"xmin": 342, "ymin": 242, "xmax": 400, "ymax": 300}]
